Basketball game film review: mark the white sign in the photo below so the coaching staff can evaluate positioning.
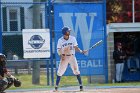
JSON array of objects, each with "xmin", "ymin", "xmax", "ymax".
[{"xmin": 22, "ymin": 29, "xmax": 50, "ymax": 58}]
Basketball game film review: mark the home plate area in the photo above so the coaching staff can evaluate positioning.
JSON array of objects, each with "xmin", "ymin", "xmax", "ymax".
[
  {"xmin": 46, "ymin": 88, "xmax": 140, "ymax": 93},
  {"xmin": 7, "ymin": 86, "xmax": 140, "ymax": 93}
]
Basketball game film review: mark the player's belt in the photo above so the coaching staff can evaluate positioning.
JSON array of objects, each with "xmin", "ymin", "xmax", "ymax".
[{"xmin": 62, "ymin": 54, "xmax": 73, "ymax": 56}]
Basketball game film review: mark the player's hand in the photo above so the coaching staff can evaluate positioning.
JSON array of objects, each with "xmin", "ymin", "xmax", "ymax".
[
  {"xmin": 81, "ymin": 50, "xmax": 88, "ymax": 54},
  {"xmin": 60, "ymin": 54, "xmax": 65, "ymax": 60},
  {"xmin": 10, "ymin": 75, "xmax": 16, "ymax": 79}
]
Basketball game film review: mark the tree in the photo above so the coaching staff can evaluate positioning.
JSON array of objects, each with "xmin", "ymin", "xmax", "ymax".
[{"xmin": 107, "ymin": 0, "xmax": 140, "ymax": 23}]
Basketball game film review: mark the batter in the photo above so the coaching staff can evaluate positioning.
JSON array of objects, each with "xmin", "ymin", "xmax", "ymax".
[{"xmin": 55, "ymin": 26, "xmax": 87, "ymax": 91}]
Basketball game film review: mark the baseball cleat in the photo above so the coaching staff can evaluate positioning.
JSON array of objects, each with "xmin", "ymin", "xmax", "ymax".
[
  {"xmin": 54, "ymin": 86, "xmax": 58, "ymax": 91},
  {"xmin": 80, "ymin": 86, "xmax": 83, "ymax": 91}
]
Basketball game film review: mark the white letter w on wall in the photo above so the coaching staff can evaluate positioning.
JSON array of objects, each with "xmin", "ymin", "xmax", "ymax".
[{"xmin": 59, "ymin": 13, "xmax": 97, "ymax": 51}]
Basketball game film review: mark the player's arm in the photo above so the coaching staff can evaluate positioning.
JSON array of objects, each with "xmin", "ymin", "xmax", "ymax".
[
  {"xmin": 74, "ymin": 46, "xmax": 83, "ymax": 53},
  {"xmin": 73, "ymin": 37, "xmax": 87, "ymax": 54},
  {"xmin": 57, "ymin": 48, "xmax": 65, "ymax": 60},
  {"xmin": 74, "ymin": 46, "xmax": 87, "ymax": 54},
  {"xmin": 4, "ymin": 67, "xmax": 21, "ymax": 87},
  {"xmin": 57, "ymin": 48, "xmax": 62, "ymax": 56},
  {"xmin": 57, "ymin": 39, "xmax": 62, "ymax": 56},
  {"xmin": 3, "ymin": 67, "xmax": 15, "ymax": 79},
  {"xmin": 73, "ymin": 37, "xmax": 83, "ymax": 53}
]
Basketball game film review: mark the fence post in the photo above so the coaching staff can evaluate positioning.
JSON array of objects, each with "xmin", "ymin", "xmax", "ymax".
[
  {"xmin": 103, "ymin": 0, "xmax": 108, "ymax": 83},
  {"xmin": 45, "ymin": 2, "xmax": 50, "ymax": 86},
  {"xmin": 32, "ymin": 0, "xmax": 41, "ymax": 85},
  {"xmin": 28, "ymin": 61, "xmax": 32, "ymax": 74},
  {"xmin": 48, "ymin": 0, "xmax": 54, "ymax": 86},
  {"xmin": 0, "ymin": 0, "xmax": 2, "ymax": 52}
]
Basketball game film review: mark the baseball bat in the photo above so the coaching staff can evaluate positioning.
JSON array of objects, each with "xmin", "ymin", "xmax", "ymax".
[{"xmin": 87, "ymin": 40, "xmax": 103, "ymax": 51}]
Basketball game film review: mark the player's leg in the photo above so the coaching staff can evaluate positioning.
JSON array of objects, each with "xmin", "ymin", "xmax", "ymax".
[
  {"xmin": 134, "ymin": 57, "xmax": 140, "ymax": 70},
  {"xmin": 55, "ymin": 75, "xmax": 61, "ymax": 91},
  {"xmin": 70, "ymin": 56, "xmax": 83, "ymax": 91},
  {"xmin": 4, "ymin": 77, "xmax": 14, "ymax": 91},
  {"xmin": 116, "ymin": 63, "xmax": 121, "ymax": 82},
  {"xmin": 127, "ymin": 57, "xmax": 132, "ymax": 71},
  {"xmin": 55, "ymin": 57, "xmax": 69, "ymax": 91},
  {"xmin": 76, "ymin": 74, "xmax": 83, "ymax": 91},
  {"xmin": 120, "ymin": 63, "xmax": 124, "ymax": 82},
  {"xmin": 0, "ymin": 79, "xmax": 8, "ymax": 93},
  {"xmin": 115, "ymin": 63, "xmax": 119, "ymax": 82},
  {"xmin": 0, "ymin": 77, "xmax": 14, "ymax": 93}
]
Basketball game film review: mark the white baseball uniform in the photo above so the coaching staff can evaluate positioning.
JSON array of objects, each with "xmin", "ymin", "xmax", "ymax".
[{"xmin": 57, "ymin": 35, "xmax": 80, "ymax": 76}]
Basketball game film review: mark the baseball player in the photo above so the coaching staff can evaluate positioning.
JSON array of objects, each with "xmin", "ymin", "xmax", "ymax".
[
  {"xmin": 113, "ymin": 42, "xmax": 126, "ymax": 83},
  {"xmin": 55, "ymin": 26, "xmax": 87, "ymax": 91},
  {"xmin": 0, "ymin": 53, "xmax": 21, "ymax": 93}
]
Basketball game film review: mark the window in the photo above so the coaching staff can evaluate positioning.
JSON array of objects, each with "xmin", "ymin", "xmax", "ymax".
[
  {"xmin": 2, "ymin": 7, "xmax": 25, "ymax": 32},
  {"xmin": 9, "ymin": 9, "xmax": 18, "ymax": 31}
]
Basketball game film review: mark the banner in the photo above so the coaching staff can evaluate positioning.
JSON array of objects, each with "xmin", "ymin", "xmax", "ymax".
[
  {"xmin": 54, "ymin": 3, "xmax": 106, "ymax": 75},
  {"xmin": 22, "ymin": 29, "xmax": 50, "ymax": 58}
]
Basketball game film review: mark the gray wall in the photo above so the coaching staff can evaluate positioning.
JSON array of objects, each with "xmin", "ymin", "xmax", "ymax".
[{"xmin": 107, "ymin": 32, "xmax": 115, "ymax": 83}]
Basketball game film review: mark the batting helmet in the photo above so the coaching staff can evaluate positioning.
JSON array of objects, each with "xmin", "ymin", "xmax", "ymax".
[
  {"xmin": 0, "ymin": 53, "xmax": 6, "ymax": 59},
  {"xmin": 62, "ymin": 26, "xmax": 71, "ymax": 35},
  {"xmin": 0, "ymin": 53, "xmax": 7, "ymax": 66}
]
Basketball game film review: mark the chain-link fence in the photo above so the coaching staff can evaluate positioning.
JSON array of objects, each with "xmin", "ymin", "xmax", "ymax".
[
  {"xmin": 0, "ymin": 0, "xmax": 106, "ymax": 87},
  {"xmin": 0, "ymin": 1, "xmax": 54, "ymax": 86},
  {"xmin": 1, "ymin": 2, "xmax": 48, "ymax": 59},
  {"xmin": 0, "ymin": 0, "xmax": 117, "ymax": 82}
]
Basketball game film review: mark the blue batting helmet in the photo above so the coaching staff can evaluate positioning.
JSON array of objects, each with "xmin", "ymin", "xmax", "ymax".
[{"xmin": 62, "ymin": 27, "xmax": 71, "ymax": 35}]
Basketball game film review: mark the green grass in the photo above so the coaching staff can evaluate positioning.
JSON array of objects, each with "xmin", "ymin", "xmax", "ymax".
[
  {"xmin": 10, "ymin": 74, "xmax": 88, "ymax": 89},
  {"xmin": 10, "ymin": 74, "xmax": 49, "ymax": 89},
  {"xmin": 9, "ymin": 74, "xmax": 140, "ymax": 90}
]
